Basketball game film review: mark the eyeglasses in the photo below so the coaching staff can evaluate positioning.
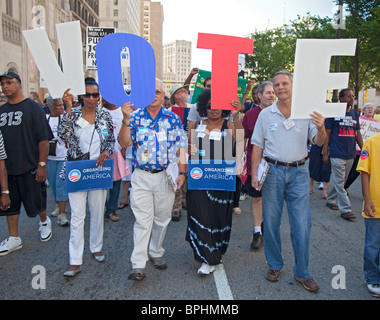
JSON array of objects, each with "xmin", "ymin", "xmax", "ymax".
[
  {"xmin": 155, "ymin": 90, "xmax": 163, "ymax": 95},
  {"xmin": 82, "ymin": 92, "xmax": 100, "ymax": 98}
]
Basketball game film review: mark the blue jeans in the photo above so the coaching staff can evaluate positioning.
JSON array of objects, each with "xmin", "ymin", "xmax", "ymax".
[
  {"xmin": 364, "ymin": 218, "xmax": 380, "ymax": 284},
  {"xmin": 105, "ymin": 179, "xmax": 122, "ymax": 217},
  {"xmin": 262, "ymin": 162, "xmax": 312, "ymax": 280},
  {"xmin": 46, "ymin": 160, "xmax": 68, "ymax": 202}
]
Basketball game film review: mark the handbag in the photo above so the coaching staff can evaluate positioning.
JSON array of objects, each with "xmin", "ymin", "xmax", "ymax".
[
  {"xmin": 67, "ymin": 125, "xmax": 95, "ymax": 161},
  {"xmin": 48, "ymin": 115, "xmax": 60, "ymax": 156},
  {"xmin": 49, "ymin": 139, "xmax": 58, "ymax": 156},
  {"xmin": 111, "ymin": 150, "xmax": 130, "ymax": 181}
]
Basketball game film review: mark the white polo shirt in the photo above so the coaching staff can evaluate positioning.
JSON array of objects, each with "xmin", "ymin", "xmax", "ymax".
[{"xmin": 251, "ymin": 101, "xmax": 317, "ymax": 163}]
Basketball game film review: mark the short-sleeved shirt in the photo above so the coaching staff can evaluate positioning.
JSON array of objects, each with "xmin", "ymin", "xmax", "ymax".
[
  {"xmin": 325, "ymin": 109, "xmax": 360, "ymax": 160},
  {"xmin": 251, "ymin": 101, "xmax": 317, "ymax": 162},
  {"xmin": 130, "ymin": 106, "xmax": 187, "ymax": 171},
  {"xmin": 356, "ymin": 132, "xmax": 380, "ymax": 218},
  {"xmin": 46, "ymin": 115, "xmax": 68, "ymax": 161},
  {"xmin": 0, "ymin": 98, "xmax": 53, "ymax": 175},
  {"xmin": 243, "ymin": 106, "xmax": 262, "ymax": 175}
]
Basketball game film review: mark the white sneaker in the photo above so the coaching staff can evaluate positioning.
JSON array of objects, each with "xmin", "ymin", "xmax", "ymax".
[
  {"xmin": 50, "ymin": 205, "xmax": 59, "ymax": 217},
  {"xmin": 39, "ymin": 217, "xmax": 52, "ymax": 242},
  {"xmin": 0, "ymin": 237, "xmax": 23, "ymax": 256},
  {"xmin": 197, "ymin": 263, "xmax": 216, "ymax": 276},
  {"xmin": 367, "ymin": 284, "xmax": 380, "ymax": 298},
  {"xmin": 57, "ymin": 213, "xmax": 69, "ymax": 227}
]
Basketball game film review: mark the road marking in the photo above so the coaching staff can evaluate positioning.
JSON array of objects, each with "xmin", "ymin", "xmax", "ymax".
[{"xmin": 213, "ymin": 264, "xmax": 234, "ymax": 300}]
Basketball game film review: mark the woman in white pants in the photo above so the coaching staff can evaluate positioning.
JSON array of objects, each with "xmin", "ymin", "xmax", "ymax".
[{"xmin": 60, "ymin": 77, "xmax": 115, "ymax": 277}]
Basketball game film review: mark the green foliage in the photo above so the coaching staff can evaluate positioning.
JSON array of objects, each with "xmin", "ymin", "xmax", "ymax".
[{"xmin": 245, "ymin": 0, "xmax": 380, "ymax": 95}]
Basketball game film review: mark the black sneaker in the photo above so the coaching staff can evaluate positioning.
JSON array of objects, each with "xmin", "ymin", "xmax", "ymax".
[{"xmin": 250, "ymin": 232, "xmax": 263, "ymax": 250}]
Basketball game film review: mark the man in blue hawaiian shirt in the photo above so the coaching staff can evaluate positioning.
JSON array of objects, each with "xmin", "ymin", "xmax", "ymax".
[{"xmin": 119, "ymin": 78, "xmax": 187, "ymax": 280}]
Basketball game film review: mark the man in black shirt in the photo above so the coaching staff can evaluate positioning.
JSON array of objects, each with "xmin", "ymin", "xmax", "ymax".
[{"xmin": 0, "ymin": 72, "xmax": 53, "ymax": 256}]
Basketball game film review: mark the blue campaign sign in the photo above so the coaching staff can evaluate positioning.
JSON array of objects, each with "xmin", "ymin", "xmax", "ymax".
[
  {"xmin": 96, "ymin": 32, "xmax": 156, "ymax": 108},
  {"xmin": 65, "ymin": 159, "xmax": 114, "ymax": 193},
  {"xmin": 187, "ymin": 160, "xmax": 236, "ymax": 191}
]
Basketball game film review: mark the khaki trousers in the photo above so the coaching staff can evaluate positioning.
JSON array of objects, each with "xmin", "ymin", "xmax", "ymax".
[{"xmin": 130, "ymin": 169, "xmax": 175, "ymax": 268}]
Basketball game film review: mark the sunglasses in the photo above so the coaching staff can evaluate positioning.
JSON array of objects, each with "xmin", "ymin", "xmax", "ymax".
[{"xmin": 82, "ymin": 92, "xmax": 100, "ymax": 98}]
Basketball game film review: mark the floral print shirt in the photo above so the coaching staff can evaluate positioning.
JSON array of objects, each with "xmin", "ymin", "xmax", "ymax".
[{"xmin": 130, "ymin": 106, "xmax": 187, "ymax": 171}]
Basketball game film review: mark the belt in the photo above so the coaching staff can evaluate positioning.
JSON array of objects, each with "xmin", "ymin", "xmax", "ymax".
[
  {"xmin": 139, "ymin": 168, "xmax": 165, "ymax": 174},
  {"xmin": 265, "ymin": 156, "xmax": 308, "ymax": 167}
]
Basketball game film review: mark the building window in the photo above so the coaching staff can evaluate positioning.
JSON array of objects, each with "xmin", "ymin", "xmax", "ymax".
[
  {"xmin": 114, "ymin": 21, "xmax": 118, "ymax": 29},
  {"xmin": 114, "ymin": 0, "xmax": 118, "ymax": 5},
  {"xmin": 113, "ymin": 9, "xmax": 118, "ymax": 16},
  {"xmin": 6, "ymin": 0, "xmax": 13, "ymax": 17}
]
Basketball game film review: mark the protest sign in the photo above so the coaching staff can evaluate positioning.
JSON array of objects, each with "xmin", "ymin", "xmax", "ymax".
[
  {"xmin": 191, "ymin": 69, "xmax": 248, "ymax": 105},
  {"xmin": 171, "ymin": 106, "xmax": 191, "ymax": 131},
  {"xmin": 356, "ymin": 119, "xmax": 380, "ymax": 151},
  {"xmin": 86, "ymin": 27, "xmax": 115, "ymax": 70},
  {"xmin": 187, "ymin": 160, "xmax": 236, "ymax": 192},
  {"xmin": 96, "ymin": 32, "xmax": 156, "ymax": 108},
  {"xmin": 22, "ymin": 21, "xmax": 85, "ymax": 98},
  {"xmin": 197, "ymin": 33, "xmax": 253, "ymax": 110},
  {"xmin": 291, "ymin": 39, "xmax": 357, "ymax": 119},
  {"xmin": 65, "ymin": 159, "xmax": 114, "ymax": 193}
]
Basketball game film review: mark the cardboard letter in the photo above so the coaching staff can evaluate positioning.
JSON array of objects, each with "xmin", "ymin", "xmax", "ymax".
[
  {"xmin": 197, "ymin": 33, "xmax": 253, "ymax": 110},
  {"xmin": 96, "ymin": 33, "xmax": 156, "ymax": 108},
  {"xmin": 291, "ymin": 39, "xmax": 357, "ymax": 119},
  {"xmin": 22, "ymin": 21, "xmax": 85, "ymax": 98}
]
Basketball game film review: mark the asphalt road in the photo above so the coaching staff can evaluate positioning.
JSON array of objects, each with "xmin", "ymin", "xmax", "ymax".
[{"xmin": 0, "ymin": 171, "xmax": 377, "ymax": 304}]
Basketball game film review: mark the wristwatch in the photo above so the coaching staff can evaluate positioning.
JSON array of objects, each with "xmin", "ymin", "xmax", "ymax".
[
  {"xmin": 1, "ymin": 190, "xmax": 9, "ymax": 194},
  {"xmin": 38, "ymin": 161, "xmax": 46, "ymax": 167},
  {"xmin": 179, "ymin": 172, "xmax": 187, "ymax": 177}
]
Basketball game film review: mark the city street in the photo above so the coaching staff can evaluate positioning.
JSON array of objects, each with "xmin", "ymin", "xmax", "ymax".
[{"xmin": 0, "ymin": 173, "xmax": 377, "ymax": 302}]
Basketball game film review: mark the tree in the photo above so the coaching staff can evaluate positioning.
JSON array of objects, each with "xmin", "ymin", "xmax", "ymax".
[
  {"xmin": 245, "ymin": 0, "xmax": 380, "ymax": 107},
  {"xmin": 339, "ymin": 0, "xmax": 380, "ymax": 101}
]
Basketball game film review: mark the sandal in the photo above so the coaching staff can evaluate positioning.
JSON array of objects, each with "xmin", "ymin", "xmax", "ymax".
[
  {"xmin": 150, "ymin": 256, "xmax": 167, "ymax": 270},
  {"xmin": 118, "ymin": 201, "xmax": 129, "ymax": 209},
  {"xmin": 341, "ymin": 212, "xmax": 356, "ymax": 220},
  {"xmin": 326, "ymin": 203, "xmax": 339, "ymax": 210},
  {"xmin": 128, "ymin": 268, "xmax": 146, "ymax": 281}
]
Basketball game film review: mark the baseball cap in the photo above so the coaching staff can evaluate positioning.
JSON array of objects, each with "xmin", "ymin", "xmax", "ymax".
[{"xmin": 0, "ymin": 71, "xmax": 21, "ymax": 83}]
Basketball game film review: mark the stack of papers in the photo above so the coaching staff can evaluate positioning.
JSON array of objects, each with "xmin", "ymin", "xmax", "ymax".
[{"xmin": 257, "ymin": 158, "xmax": 269, "ymax": 191}]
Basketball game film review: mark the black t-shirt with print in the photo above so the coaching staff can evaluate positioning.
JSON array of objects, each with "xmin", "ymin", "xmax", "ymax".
[{"xmin": 0, "ymin": 98, "xmax": 53, "ymax": 175}]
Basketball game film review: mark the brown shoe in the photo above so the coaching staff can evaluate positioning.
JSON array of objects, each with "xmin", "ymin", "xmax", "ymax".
[
  {"xmin": 340, "ymin": 212, "xmax": 356, "ymax": 221},
  {"xmin": 108, "ymin": 212, "xmax": 120, "ymax": 222},
  {"xmin": 150, "ymin": 256, "xmax": 167, "ymax": 270},
  {"xmin": 266, "ymin": 269, "xmax": 282, "ymax": 282},
  {"xmin": 294, "ymin": 276, "xmax": 320, "ymax": 293}
]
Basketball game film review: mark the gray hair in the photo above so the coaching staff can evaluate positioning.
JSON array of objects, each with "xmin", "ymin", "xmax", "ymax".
[
  {"xmin": 45, "ymin": 95, "xmax": 63, "ymax": 107},
  {"xmin": 272, "ymin": 70, "xmax": 293, "ymax": 84},
  {"xmin": 156, "ymin": 78, "xmax": 164, "ymax": 90},
  {"xmin": 257, "ymin": 81, "xmax": 274, "ymax": 95},
  {"xmin": 362, "ymin": 102, "xmax": 374, "ymax": 111}
]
